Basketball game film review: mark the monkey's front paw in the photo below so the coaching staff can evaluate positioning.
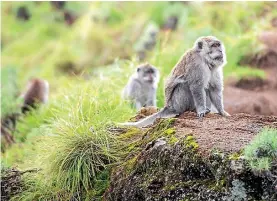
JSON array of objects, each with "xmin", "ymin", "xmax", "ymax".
[{"xmin": 205, "ymin": 108, "xmax": 211, "ymax": 114}]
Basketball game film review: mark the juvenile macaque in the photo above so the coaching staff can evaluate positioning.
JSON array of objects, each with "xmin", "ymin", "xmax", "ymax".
[{"xmin": 122, "ymin": 64, "xmax": 160, "ymax": 110}]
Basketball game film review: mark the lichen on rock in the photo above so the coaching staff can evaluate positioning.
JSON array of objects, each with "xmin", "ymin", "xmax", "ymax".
[{"xmin": 105, "ymin": 114, "xmax": 277, "ymax": 201}]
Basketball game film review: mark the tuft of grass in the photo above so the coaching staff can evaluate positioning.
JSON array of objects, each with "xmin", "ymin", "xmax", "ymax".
[
  {"xmin": 244, "ymin": 128, "xmax": 277, "ymax": 171},
  {"xmin": 46, "ymin": 129, "xmax": 120, "ymax": 194},
  {"xmin": 11, "ymin": 173, "xmax": 71, "ymax": 201},
  {"xmin": 13, "ymin": 79, "xmax": 133, "ymax": 199}
]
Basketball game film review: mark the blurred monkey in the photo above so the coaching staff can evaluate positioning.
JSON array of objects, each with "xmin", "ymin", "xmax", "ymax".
[
  {"xmin": 16, "ymin": 6, "xmax": 31, "ymax": 21},
  {"xmin": 21, "ymin": 78, "xmax": 49, "ymax": 114},
  {"xmin": 51, "ymin": 1, "xmax": 66, "ymax": 10},
  {"xmin": 1, "ymin": 78, "xmax": 49, "ymax": 151},
  {"xmin": 122, "ymin": 64, "xmax": 160, "ymax": 110}
]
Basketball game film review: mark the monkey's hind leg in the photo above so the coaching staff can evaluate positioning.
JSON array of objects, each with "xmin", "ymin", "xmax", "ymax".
[
  {"xmin": 205, "ymin": 89, "xmax": 212, "ymax": 114},
  {"xmin": 209, "ymin": 88, "xmax": 230, "ymax": 117},
  {"xmin": 135, "ymin": 101, "xmax": 143, "ymax": 110},
  {"xmin": 189, "ymin": 84, "xmax": 206, "ymax": 118},
  {"xmin": 170, "ymin": 83, "xmax": 192, "ymax": 114}
]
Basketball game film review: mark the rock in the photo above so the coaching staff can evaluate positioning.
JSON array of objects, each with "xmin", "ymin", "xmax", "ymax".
[
  {"xmin": 105, "ymin": 115, "xmax": 277, "ymax": 200},
  {"xmin": 145, "ymin": 137, "xmax": 167, "ymax": 151}
]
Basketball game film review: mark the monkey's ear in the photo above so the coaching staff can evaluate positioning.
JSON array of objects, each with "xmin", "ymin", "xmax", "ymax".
[
  {"xmin": 197, "ymin": 41, "xmax": 203, "ymax": 49},
  {"xmin": 137, "ymin": 67, "xmax": 141, "ymax": 72}
]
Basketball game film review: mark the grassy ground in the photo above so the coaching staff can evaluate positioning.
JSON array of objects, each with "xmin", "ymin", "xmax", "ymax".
[{"xmin": 1, "ymin": 1, "xmax": 277, "ymax": 200}]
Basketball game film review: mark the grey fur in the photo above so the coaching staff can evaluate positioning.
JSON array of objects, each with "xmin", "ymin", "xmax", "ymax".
[
  {"xmin": 122, "ymin": 63, "xmax": 160, "ymax": 110},
  {"xmin": 121, "ymin": 36, "xmax": 230, "ymax": 128}
]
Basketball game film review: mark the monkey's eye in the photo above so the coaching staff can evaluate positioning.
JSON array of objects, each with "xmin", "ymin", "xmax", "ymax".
[
  {"xmin": 146, "ymin": 69, "xmax": 154, "ymax": 74},
  {"xmin": 211, "ymin": 43, "xmax": 220, "ymax": 48}
]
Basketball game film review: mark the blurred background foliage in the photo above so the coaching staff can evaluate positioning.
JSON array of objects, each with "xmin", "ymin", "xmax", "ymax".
[{"xmin": 1, "ymin": 1, "xmax": 277, "ymax": 200}]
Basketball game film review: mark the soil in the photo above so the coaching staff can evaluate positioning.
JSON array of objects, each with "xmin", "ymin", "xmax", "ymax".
[
  {"xmin": 272, "ymin": 17, "xmax": 277, "ymax": 27},
  {"xmin": 258, "ymin": 31, "xmax": 277, "ymax": 54},
  {"xmin": 175, "ymin": 112, "xmax": 277, "ymax": 154},
  {"xmin": 233, "ymin": 76, "xmax": 270, "ymax": 91},
  {"xmin": 241, "ymin": 50, "xmax": 277, "ymax": 68},
  {"xmin": 224, "ymin": 48, "xmax": 277, "ymax": 115},
  {"xmin": 130, "ymin": 106, "xmax": 159, "ymax": 121},
  {"xmin": 223, "ymin": 84, "xmax": 277, "ymax": 115}
]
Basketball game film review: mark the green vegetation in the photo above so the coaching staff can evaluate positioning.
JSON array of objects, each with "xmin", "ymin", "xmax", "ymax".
[
  {"xmin": 1, "ymin": 67, "xmax": 22, "ymax": 118},
  {"xmin": 4, "ymin": 81, "xmax": 134, "ymax": 199},
  {"xmin": 244, "ymin": 128, "xmax": 277, "ymax": 171},
  {"xmin": 1, "ymin": 1, "xmax": 277, "ymax": 200}
]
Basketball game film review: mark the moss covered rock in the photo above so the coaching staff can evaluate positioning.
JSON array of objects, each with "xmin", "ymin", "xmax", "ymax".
[{"xmin": 105, "ymin": 113, "xmax": 277, "ymax": 201}]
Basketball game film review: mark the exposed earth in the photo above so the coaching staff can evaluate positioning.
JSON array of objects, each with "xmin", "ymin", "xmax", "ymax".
[
  {"xmin": 224, "ymin": 30, "xmax": 277, "ymax": 116},
  {"xmin": 176, "ymin": 112, "xmax": 277, "ymax": 154},
  {"xmin": 224, "ymin": 51, "xmax": 277, "ymax": 116}
]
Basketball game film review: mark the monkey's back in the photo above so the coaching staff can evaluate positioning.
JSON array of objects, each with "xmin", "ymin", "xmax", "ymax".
[
  {"xmin": 164, "ymin": 49, "xmax": 197, "ymax": 105},
  {"xmin": 171, "ymin": 49, "xmax": 196, "ymax": 77}
]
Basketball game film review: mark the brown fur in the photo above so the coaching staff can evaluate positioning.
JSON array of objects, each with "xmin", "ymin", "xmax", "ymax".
[
  {"xmin": 22, "ymin": 78, "xmax": 49, "ymax": 113},
  {"xmin": 171, "ymin": 50, "xmax": 194, "ymax": 76}
]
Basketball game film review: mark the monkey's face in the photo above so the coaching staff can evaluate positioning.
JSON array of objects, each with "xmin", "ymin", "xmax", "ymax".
[
  {"xmin": 137, "ymin": 66, "xmax": 159, "ymax": 84},
  {"xmin": 196, "ymin": 36, "xmax": 227, "ymax": 68}
]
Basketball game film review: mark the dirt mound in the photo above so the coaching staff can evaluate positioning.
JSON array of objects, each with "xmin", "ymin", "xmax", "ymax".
[
  {"xmin": 176, "ymin": 112, "xmax": 277, "ymax": 154},
  {"xmin": 234, "ymin": 76, "xmax": 269, "ymax": 91},
  {"xmin": 130, "ymin": 106, "xmax": 159, "ymax": 122},
  {"xmin": 223, "ymin": 65, "xmax": 277, "ymax": 115},
  {"xmin": 272, "ymin": 17, "xmax": 277, "ymax": 27},
  {"xmin": 226, "ymin": 45, "xmax": 277, "ymax": 115},
  {"xmin": 258, "ymin": 31, "xmax": 277, "ymax": 53},
  {"xmin": 224, "ymin": 85, "xmax": 277, "ymax": 115},
  {"xmin": 240, "ymin": 50, "xmax": 277, "ymax": 68},
  {"xmin": 106, "ymin": 114, "xmax": 277, "ymax": 201},
  {"xmin": 240, "ymin": 31, "xmax": 277, "ymax": 69}
]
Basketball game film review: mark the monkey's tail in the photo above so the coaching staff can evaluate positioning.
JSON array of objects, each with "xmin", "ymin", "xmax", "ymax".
[{"xmin": 119, "ymin": 107, "xmax": 177, "ymax": 128}]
